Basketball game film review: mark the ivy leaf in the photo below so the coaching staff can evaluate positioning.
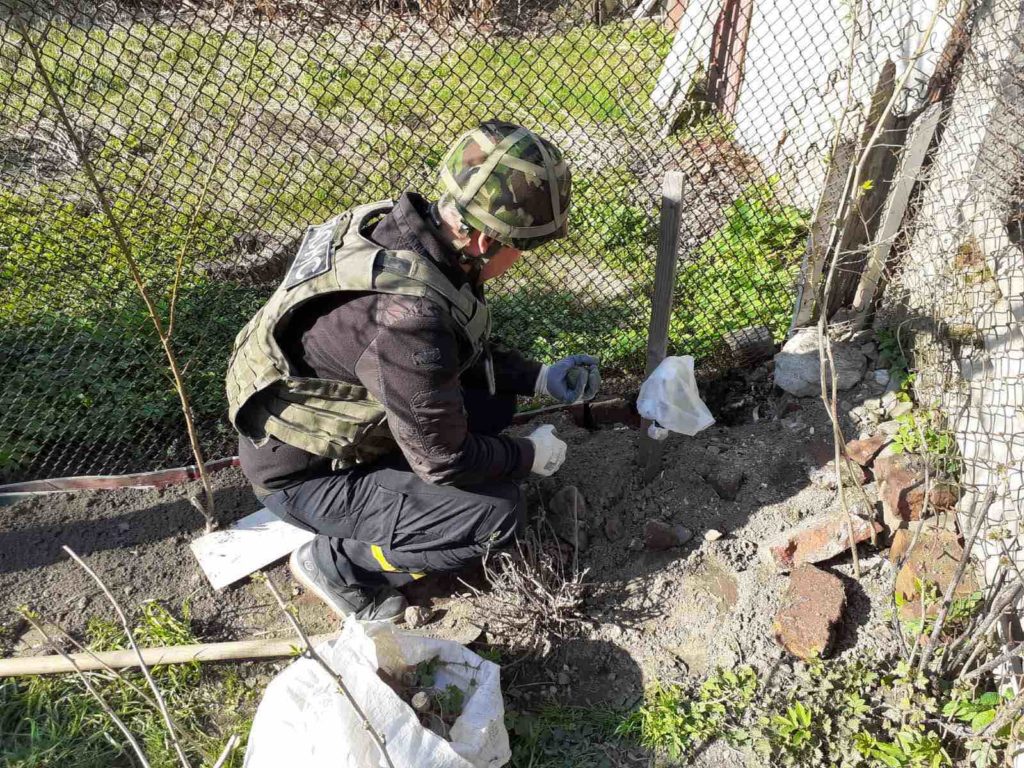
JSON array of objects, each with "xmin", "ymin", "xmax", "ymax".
[{"xmin": 970, "ymin": 710, "xmax": 996, "ymax": 731}]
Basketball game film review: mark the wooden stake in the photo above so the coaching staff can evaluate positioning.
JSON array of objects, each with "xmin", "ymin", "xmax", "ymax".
[
  {"xmin": 850, "ymin": 103, "xmax": 942, "ymax": 328},
  {"xmin": 638, "ymin": 171, "xmax": 685, "ymax": 483},
  {"xmin": 0, "ymin": 633, "xmax": 338, "ymax": 677}
]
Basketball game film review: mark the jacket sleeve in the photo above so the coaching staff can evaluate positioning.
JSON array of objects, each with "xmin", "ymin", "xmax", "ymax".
[
  {"xmin": 461, "ymin": 339, "xmax": 542, "ymax": 396},
  {"xmin": 354, "ymin": 296, "xmax": 535, "ymax": 485}
]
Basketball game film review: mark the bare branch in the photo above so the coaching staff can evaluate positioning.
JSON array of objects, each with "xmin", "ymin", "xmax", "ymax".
[
  {"xmin": 262, "ymin": 576, "xmax": 397, "ymax": 768},
  {"xmin": 18, "ymin": 611, "xmax": 152, "ymax": 768},
  {"xmin": 15, "ymin": 19, "xmax": 217, "ymax": 531},
  {"xmin": 62, "ymin": 546, "xmax": 193, "ymax": 768}
]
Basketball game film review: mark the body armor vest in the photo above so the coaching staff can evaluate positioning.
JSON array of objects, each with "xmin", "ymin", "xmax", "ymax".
[{"xmin": 225, "ymin": 200, "xmax": 491, "ymax": 467}]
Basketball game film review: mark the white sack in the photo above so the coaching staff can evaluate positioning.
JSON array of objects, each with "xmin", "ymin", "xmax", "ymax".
[{"xmin": 244, "ymin": 617, "xmax": 510, "ymax": 768}]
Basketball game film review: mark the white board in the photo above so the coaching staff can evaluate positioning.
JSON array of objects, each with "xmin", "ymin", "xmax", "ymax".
[{"xmin": 190, "ymin": 508, "xmax": 316, "ymax": 591}]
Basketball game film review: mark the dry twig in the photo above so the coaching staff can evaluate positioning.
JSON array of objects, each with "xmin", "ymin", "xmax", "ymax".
[
  {"xmin": 62, "ymin": 546, "xmax": 193, "ymax": 768},
  {"xmin": 464, "ymin": 522, "xmax": 589, "ymax": 658},
  {"xmin": 262, "ymin": 576, "xmax": 397, "ymax": 768},
  {"xmin": 18, "ymin": 611, "xmax": 153, "ymax": 768},
  {"xmin": 16, "ymin": 21, "xmax": 218, "ymax": 531}
]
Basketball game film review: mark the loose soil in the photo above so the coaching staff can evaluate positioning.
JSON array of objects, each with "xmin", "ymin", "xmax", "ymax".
[{"xmin": 0, "ymin": 382, "xmax": 897, "ymax": 767}]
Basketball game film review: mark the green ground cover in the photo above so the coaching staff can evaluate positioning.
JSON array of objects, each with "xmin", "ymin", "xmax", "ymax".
[
  {"xmin": 0, "ymin": 604, "xmax": 253, "ymax": 768},
  {"xmin": 3, "ymin": 610, "xmax": 1009, "ymax": 768}
]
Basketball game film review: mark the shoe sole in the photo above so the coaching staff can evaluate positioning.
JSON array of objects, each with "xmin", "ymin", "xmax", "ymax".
[{"xmin": 288, "ymin": 549, "xmax": 354, "ymax": 619}]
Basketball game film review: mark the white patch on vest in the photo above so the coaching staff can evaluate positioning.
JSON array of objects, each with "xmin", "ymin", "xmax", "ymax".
[{"xmin": 284, "ymin": 217, "xmax": 338, "ymax": 289}]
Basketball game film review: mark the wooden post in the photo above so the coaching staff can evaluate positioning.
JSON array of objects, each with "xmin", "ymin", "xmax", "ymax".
[
  {"xmin": 850, "ymin": 103, "xmax": 942, "ymax": 329},
  {"xmin": 638, "ymin": 172, "xmax": 685, "ymax": 483}
]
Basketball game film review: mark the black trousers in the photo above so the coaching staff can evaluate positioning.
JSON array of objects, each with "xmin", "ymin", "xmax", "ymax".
[{"xmin": 263, "ymin": 390, "xmax": 526, "ymax": 590}]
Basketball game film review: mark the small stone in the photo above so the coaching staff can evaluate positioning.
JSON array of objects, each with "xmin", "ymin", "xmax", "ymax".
[
  {"xmin": 706, "ymin": 467, "xmax": 744, "ymax": 500},
  {"xmin": 889, "ymin": 401, "xmax": 913, "ymax": 419},
  {"xmin": 881, "ymin": 391, "xmax": 900, "ymax": 412},
  {"xmin": 845, "ymin": 435, "xmax": 891, "ymax": 467},
  {"xmin": 810, "ymin": 458, "xmax": 869, "ymax": 489},
  {"xmin": 861, "ymin": 342, "xmax": 879, "ymax": 359},
  {"xmin": 773, "ymin": 564, "xmax": 847, "ymax": 659},
  {"xmin": 557, "ymin": 672, "xmax": 571, "ymax": 686},
  {"xmin": 773, "ymin": 328, "xmax": 867, "ymax": 397},
  {"xmin": 704, "ymin": 529, "xmax": 723, "ymax": 542},
  {"xmin": 863, "ymin": 397, "xmax": 883, "ymax": 412},
  {"xmin": 644, "ymin": 520, "xmax": 694, "ymax": 550},
  {"xmin": 873, "ymin": 369, "xmax": 890, "ymax": 385},
  {"xmin": 404, "ymin": 605, "xmax": 434, "ymax": 629},
  {"xmin": 878, "ymin": 420, "xmax": 901, "ymax": 436},
  {"xmin": 762, "ymin": 512, "xmax": 882, "ymax": 572},
  {"xmin": 604, "ymin": 513, "xmax": 624, "ymax": 541},
  {"xmin": 547, "ymin": 486, "xmax": 590, "ymax": 551},
  {"xmin": 411, "ymin": 691, "xmax": 432, "ymax": 712},
  {"xmin": 628, "ymin": 538, "xmax": 643, "ymax": 551}
]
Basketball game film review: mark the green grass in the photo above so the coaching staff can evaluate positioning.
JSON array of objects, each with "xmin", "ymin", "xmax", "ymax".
[
  {"xmin": 0, "ymin": 604, "xmax": 254, "ymax": 768},
  {"xmin": 508, "ymin": 704, "xmax": 631, "ymax": 767}
]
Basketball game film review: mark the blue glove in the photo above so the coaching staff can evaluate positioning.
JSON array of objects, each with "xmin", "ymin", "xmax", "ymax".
[{"xmin": 536, "ymin": 354, "xmax": 601, "ymax": 403}]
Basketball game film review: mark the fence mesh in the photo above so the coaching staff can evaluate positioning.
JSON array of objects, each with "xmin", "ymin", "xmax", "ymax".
[{"xmin": 0, "ymin": 0, "xmax": 958, "ymax": 482}]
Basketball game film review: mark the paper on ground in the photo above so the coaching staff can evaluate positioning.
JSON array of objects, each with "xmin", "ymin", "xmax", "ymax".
[{"xmin": 190, "ymin": 508, "xmax": 315, "ymax": 590}]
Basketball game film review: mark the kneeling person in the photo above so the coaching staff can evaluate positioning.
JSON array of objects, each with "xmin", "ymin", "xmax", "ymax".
[{"xmin": 226, "ymin": 120, "xmax": 601, "ymax": 620}]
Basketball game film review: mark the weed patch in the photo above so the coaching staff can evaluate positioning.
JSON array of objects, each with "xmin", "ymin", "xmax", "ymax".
[
  {"xmin": 0, "ymin": 603, "xmax": 254, "ymax": 768},
  {"xmin": 621, "ymin": 656, "xmax": 1016, "ymax": 767}
]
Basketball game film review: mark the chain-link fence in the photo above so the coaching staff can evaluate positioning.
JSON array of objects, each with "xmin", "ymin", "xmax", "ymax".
[{"xmin": 0, "ymin": 0, "xmax": 954, "ymax": 483}]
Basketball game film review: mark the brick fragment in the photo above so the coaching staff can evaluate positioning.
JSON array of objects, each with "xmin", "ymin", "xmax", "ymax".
[
  {"xmin": 877, "ymin": 454, "xmax": 960, "ymax": 530},
  {"xmin": 773, "ymin": 564, "xmax": 847, "ymax": 659},
  {"xmin": 845, "ymin": 435, "xmax": 891, "ymax": 467},
  {"xmin": 762, "ymin": 513, "xmax": 882, "ymax": 572},
  {"xmin": 895, "ymin": 532, "xmax": 979, "ymax": 621},
  {"xmin": 888, "ymin": 513, "xmax": 960, "ymax": 563}
]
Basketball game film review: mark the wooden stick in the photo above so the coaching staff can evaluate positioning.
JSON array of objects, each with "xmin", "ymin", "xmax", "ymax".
[
  {"xmin": 0, "ymin": 633, "xmax": 338, "ymax": 677},
  {"xmin": 61, "ymin": 547, "xmax": 193, "ymax": 768},
  {"xmin": 638, "ymin": 171, "xmax": 685, "ymax": 483},
  {"xmin": 263, "ymin": 577, "xmax": 397, "ymax": 768},
  {"xmin": 16, "ymin": 21, "xmax": 218, "ymax": 531}
]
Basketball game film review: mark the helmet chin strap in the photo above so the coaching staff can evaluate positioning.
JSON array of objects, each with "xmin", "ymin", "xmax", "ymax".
[{"xmin": 430, "ymin": 201, "xmax": 501, "ymax": 278}]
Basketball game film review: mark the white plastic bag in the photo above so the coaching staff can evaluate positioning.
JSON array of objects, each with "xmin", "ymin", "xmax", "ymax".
[
  {"xmin": 636, "ymin": 355, "xmax": 715, "ymax": 439},
  {"xmin": 244, "ymin": 617, "xmax": 510, "ymax": 768}
]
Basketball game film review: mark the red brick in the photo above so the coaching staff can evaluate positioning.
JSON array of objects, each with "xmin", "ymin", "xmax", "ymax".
[
  {"xmin": 895, "ymin": 532, "xmax": 978, "ymax": 622},
  {"xmin": 773, "ymin": 564, "xmax": 847, "ymax": 659},
  {"xmin": 762, "ymin": 513, "xmax": 882, "ymax": 572},
  {"xmin": 880, "ymin": 459, "xmax": 959, "ymax": 530},
  {"xmin": 845, "ymin": 435, "xmax": 891, "ymax": 467}
]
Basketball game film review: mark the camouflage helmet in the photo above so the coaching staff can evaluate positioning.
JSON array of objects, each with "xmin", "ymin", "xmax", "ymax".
[{"xmin": 439, "ymin": 120, "xmax": 571, "ymax": 252}]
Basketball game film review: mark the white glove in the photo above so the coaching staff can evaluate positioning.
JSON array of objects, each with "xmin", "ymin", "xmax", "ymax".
[{"xmin": 526, "ymin": 424, "xmax": 567, "ymax": 476}]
